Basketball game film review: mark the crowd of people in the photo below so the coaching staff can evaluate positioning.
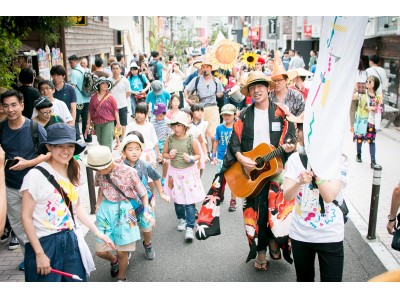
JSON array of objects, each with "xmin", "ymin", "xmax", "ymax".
[{"xmin": 0, "ymin": 44, "xmax": 397, "ymax": 283}]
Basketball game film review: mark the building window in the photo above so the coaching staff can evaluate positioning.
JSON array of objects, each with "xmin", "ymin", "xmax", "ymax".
[{"xmin": 93, "ymin": 16, "xmax": 103, "ymax": 22}]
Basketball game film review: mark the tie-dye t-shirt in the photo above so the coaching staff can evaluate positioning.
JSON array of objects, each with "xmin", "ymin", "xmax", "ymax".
[{"xmin": 20, "ymin": 162, "xmax": 78, "ymax": 239}]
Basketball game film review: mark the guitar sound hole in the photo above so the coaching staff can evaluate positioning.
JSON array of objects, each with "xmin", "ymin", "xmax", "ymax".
[{"xmin": 255, "ymin": 157, "xmax": 264, "ymax": 169}]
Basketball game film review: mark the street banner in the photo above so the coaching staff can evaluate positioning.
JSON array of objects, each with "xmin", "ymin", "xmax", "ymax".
[{"xmin": 304, "ymin": 16, "xmax": 368, "ymax": 179}]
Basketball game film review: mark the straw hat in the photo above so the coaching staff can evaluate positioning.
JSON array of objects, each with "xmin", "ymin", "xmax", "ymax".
[
  {"xmin": 83, "ymin": 145, "xmax": 114, "ymax": 170},
  {"xmin": 93, "ymin": 77, "xmax": 113, "ymax": 91},
  {"xmin": 167, "ymin": 111, "xmax": 191, "ymax": 127},
  {"xmin": 267, "ymin": 50, "xmax": 298, "ymax": 81},
  {"xmin": 293, "ymin": 68, "xmax": 313, "ymax": 77},
  {"xmin": 240, "ymin": 71, "xmax": 276, "ymax": 97}
]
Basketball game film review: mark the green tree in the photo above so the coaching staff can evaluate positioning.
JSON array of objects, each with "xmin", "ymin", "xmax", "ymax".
[{"xmin": 0, "ymin": 16, "xmax": 73, "ymax": 89}]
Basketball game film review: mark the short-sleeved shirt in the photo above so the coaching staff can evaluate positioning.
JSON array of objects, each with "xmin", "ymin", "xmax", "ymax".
[
  {"xmin": 125, "ymin": 159, "xmax": 161, "ymax": 182},
  {"xmin": 95, "ymin": 161, "xmax": 147, "ymax": 202},
  {"xmin": 185, "ymin": 76, "xmax": 223, "ymax": 107},
  {"xmin": 150, "ymin": 116, "xmax": 168, "ymax": 142},
  {"xmin": 110, "ymin": 76, "xmax": 131, "ymax": 109},
  {"xmin": 18, "ymin": 85, "xmax": 42, "ymax": 119},
  {"xmin": 128, "ymin": 74, "xmax": 148, "ymax": 92},
  {"xmin": 284, "ymin": 153, "xmax": 348, "ymax": 243},
  {"xmin": 269, "ymin": 88, "xmax": 305, "ymax": 117},
  {"xmin": 53, "ymin": 82, "xmax": 77, "ymax": 111},
  {"xmin": 20, "ymin": 162, "xmax": 78, "ymax": 238},
  {"xmin": 146, "ymin": 91, "xmax": 171, "ymax": 112},
  {"xmin": 0, "ymin": 118, "xmax": 47, "ymax": 189},
  {"xmin": 31, "ymin": 98, "xmax": 73, "ymax": 123},
  {"xmin": 215, "ymin": 124, "xmax": 233, "ymax": 160},
  {"xmin": 88, "ymin": 92, "xmax": 118, "ymax": 124},
  {"xmin": 70, "ymin": 64, "xmax": 90, "ymax": 104}
]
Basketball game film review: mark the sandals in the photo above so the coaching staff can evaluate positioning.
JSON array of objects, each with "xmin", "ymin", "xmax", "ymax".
[
  {"xmin": 269, "ymin": 247, "xmax": 282, "ymax": 260},
  {"xmin": 254, "ymin": 259, "xmax": 269, "ymax": 271}
]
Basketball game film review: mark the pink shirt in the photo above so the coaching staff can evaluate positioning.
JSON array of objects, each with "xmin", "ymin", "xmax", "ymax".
[
  {"xmin": 95, "ymin": 160, "xmax": 147, "ymax": 202},
  {"xmin": 89, "ymin": 92, "xmax": 118, "ymax": 124}
]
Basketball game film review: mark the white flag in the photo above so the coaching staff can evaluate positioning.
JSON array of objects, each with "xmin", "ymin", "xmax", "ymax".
[{"xmin": 304, "ymin": 16, "xmax": 368, "ymax": 179}]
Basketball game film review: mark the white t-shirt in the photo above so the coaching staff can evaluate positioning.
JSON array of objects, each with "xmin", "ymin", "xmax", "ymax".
[
  {"xmin": 124, "ymin": 121, "xmax": 159, "ymax": 150},
  {"xmin": 166, "ymin": 71, "xmax": 184, "ymax": 93},
  {"xmin": 32, "ymin": 98, "xmax": 73, "ymax": 122},
  {"xmin": 187, "ymin": 125, "xmax": 201, "ymax": 139},
  {"xmin": 283, "ymin": 153, "xmax": 348, "ymax": 243},
  {"xmin": 20, "ymin": 162, "xmax": 78, "ymax": 239},
  {"xmin": 253, "ymin": 107, "xmax": 270, "ymax": 148},
  {"xmin": 110, "ymin": 76, "xmax": 131, "ymax": 109},
  {"xmin": 366, "ymin": 66, "xmax": 389, "ymax": 95},
  {"xmin": 193, "ymin": 120, "xmax": 208, "ymax": 143}
]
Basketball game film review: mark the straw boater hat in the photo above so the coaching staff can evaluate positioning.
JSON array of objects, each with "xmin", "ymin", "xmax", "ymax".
[
  {"xmin": 266, "ymin": 50, "xmax": 298, "ymax": 82},
  {"xmin": 93, "ymin": 77, "xmax": 113, "ymax": 91},
  {"xmin": 83, "ymin": 145, "xmax": 114, "ymax": 170},
  {"xmin": 240, "ymin": 71, "xmax": 276, "ymax": 97}
]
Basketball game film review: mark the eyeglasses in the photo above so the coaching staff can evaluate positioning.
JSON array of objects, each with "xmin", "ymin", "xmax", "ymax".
[
  {"xmin": 40, "ymin": 87, "xmax": 53, "ymax": 91},
  {"xmin": 39, "ymin": 110, "xmax": 52, "ymax": 116}
]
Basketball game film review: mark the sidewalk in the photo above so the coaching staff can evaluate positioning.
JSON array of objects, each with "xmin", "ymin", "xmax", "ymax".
[{"xmin": 344, "ymin": 119, "xmax": 400, "ymax": 270}]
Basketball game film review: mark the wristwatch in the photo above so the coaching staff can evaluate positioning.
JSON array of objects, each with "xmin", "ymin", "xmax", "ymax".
[{"xmin": 388, "ymin": 215, "xmax": 396, "ymax": 222}]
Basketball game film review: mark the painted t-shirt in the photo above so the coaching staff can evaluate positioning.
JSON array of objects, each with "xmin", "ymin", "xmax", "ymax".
[
  {"xmin": 20, "ymin": 162, "xmax": 78, "ymax": 239},
  {"xmin": 214, "ymin": 124, "xmax": 233, "ymax": 160},
  {"xmin": 283, "ymin": 153, "xmax": 348, "ymax": 243}
]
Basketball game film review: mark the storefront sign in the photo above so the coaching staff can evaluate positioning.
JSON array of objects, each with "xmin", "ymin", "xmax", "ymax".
[{"xmin": 304, "ymin": 23, "xmax": 312, "ymax": 38}]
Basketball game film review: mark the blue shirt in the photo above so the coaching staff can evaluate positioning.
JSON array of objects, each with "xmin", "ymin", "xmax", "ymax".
[
  {"xmin": 1, "ymin": 118, "xmax": 47, "ymax": 189},
  {"xmin": 53, "ymin": 81, "xmax": 77, "ymax": 111},
  {"xmin": 156, "ymin": 61, "xmax": 163, "ymax": 82},
  {"xmin": 146, "ymin": 91, "xmax": 170, "ymax": 112},
  {"xmin": 184, "ymin": 70, "xmax": 198, "ymax": 86},
  {"xmin": 128, "ymin": 74, "xmax": 148, "ymax": 92},
  {"xmin": 215, "ymin": 123, "xmax": 233, "ymax": 160},
  {"xmin": 70, "ymin": 64, "xmax": 90, "ymax": 104}
]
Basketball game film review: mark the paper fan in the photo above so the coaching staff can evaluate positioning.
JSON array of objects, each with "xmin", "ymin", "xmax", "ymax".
[{"xmin": 210, "ymin": 39, "xmax": 241, "ymax": 70}]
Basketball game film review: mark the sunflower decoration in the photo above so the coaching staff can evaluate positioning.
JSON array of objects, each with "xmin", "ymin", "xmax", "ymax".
[
  {"xmin": 241, "ymin": 52, "xmax": 258, "ymax": 69},
  {"xmin": 210, "ymin": 39, "xmax": 241, "ymax": 70},
  {"xmin": 213, "ymin": 70, "xmax": 228, "ymax": 86}
]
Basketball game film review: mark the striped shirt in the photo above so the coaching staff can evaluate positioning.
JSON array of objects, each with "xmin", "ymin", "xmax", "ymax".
[
  {"xmin": 150, "ymin": 116, "xmax": 168, "ymax": 142},
  {"xmin": 88, "ymin": 92, "xmax": 118, "ymax": 124}
]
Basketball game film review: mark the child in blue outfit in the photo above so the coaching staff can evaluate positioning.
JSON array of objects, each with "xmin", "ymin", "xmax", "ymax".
[
  {"xmin": 120, "ymin": 133, "xmax": 170, "ymax": 260},
  {"xmin": 211, "ymin": 103, "xmax": 237, "ymax": 211}
]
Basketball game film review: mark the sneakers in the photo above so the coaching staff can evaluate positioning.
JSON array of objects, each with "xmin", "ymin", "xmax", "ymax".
[
  {"xmin": 116, "ymin": 277, "xmax": 128, "ymax": 282},
  {"xmin": 185, "ymin": 228, "xmax": 194, "ymax": 240},
  {"xmin": 110, "ymin": 258, "xmax": 119, "ymax": 278},
  {"xmin": 0, "ymin": 228, "xmax": 11, "ymax": 243},
  {"xmin": 8, "ymin": 237, "xmax": 20, "ymax": 250},
  {"xmin": 229, "ymin": 199, "xmax": 237, "ymax": 212},
  {"xmin": 143, "ymin": 242, "xmax": 155, "ymax": 260},
  {"xmin": 371, "ymin": 160, "xmax": 377, "ymax": 169},
  {"xmin": 356, "ymin": 154, "xmax": 362, "ymax": 163},
  {"xmin": 177, "ymin": 219, "xmax": 186, "ymax": 231}
]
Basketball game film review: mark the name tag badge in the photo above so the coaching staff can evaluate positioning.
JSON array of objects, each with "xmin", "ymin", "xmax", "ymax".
[{"xmin": 272, "ymin": 122, "xmax": 281, "ymax": 131}]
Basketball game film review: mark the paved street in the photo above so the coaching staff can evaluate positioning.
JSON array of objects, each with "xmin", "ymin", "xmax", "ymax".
[{"xmin": 0, "ymin": 118, "xmax": 399, "ymax": 282}]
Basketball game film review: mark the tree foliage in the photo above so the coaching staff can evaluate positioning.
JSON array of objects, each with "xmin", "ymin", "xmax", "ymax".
[{"xmin": 0, "ymin": 17, "xmax": 73, "ymax": 89}]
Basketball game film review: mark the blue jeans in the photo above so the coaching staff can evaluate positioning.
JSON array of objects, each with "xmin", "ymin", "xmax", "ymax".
[
  {"xmin": 174, "ymin": 203, "xmax": 196, "ymax": 229},
  {"xmin": 130, "ymin": 95, "xmax": 137, "ymax": 115},
  {"xmin": 75, "ymin": 103, "xmax": 92, "ymax": 142},
  {"xmin": 24, "ymin": 230, "xmax": 87, "ymax": 282}
]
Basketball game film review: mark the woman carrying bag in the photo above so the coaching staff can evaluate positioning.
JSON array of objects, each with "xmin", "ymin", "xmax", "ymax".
[{"xmin": 21, "ymin": 123, "xmax": 115, "ymax": 282}]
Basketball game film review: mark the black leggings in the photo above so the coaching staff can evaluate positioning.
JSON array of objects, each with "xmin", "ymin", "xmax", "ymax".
[{"xmin": 291, "ymin": 238, "xmax": 344, "ymax": 282}]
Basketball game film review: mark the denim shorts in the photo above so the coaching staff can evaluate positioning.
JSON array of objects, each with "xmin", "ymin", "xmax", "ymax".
[
  {"xmin": 96, "ymin": 199, "xmax": 141, "ymax": 246},
  {"xmin": 24, "ymin": 230, "xmax": 87, "ymax": 282}
]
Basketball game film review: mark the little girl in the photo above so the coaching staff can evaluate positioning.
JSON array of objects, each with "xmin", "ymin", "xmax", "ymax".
[
  {"xmin": 124, "ymin": 103, "xmax": 162, "ymax": 167},
  {"xmin": 191, "ymin": 103, "xmax": 210, "ymax": 161},
  {"xmin": 181, "ymin": 107, "xmax": 209, "ymax": 176},
  {"xmin": 162, "ymin": 111, "xmax": 206, "ymax": 241},
  {"xmin": 353, "ymin": 75, "xmax": 382, "ymax": 168},
  {"xmin": 166, "ymin": 94, "xmax": 180, "ymax": 121}
]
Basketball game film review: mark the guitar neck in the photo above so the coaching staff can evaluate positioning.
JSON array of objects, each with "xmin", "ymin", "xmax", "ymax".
[{"xmin": 263, "ymin": 146, "xmax": 284, "ymax": 162}]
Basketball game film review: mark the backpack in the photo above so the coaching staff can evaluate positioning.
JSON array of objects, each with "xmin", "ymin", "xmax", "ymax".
[
  {"xmin": 149, "ymin": 60, "xmax": 159, "ymax": 81},
  {"xmin": 0, "ymin": 119, "xmax": 40, "ymax": 157},
  {"xmin": 76, "ymin": 69, "xmax": 98, "ymax": 97}
]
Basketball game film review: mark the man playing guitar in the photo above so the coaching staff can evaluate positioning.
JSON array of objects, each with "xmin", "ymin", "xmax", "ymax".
[{"xmin": 223, "ymin": 71, "xmax": 296, "ymax": 271}]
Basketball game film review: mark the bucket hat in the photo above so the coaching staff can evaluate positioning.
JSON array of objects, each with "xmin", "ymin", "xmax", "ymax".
[
  {"xmin": 151, "ymin": 80, "xmax": 164, "ymax": 96},
  {"xmin": 38, "ymin": 123, "xmax": 86, "ymax": 155},
  {"xmin": 220, "ymin": 103, "xmax": 237, "ymax": 115},
  {"xmin": 240, "ymin": 71, "xmax": 276, "ymax": 97},
  {"xmin": 167, "ymin": 111, "xmax": 191, "ymax": 127},
  {"xmin": 82, "ymin": 145, "xmax": 114, "ymax": 170},
  {"xmin": 93, "ymin": 77, "xmax": 113, "ymax": 92},
  {"xmin": 119, "ymin": 134, "xmax": 145, "ymax": 152}
]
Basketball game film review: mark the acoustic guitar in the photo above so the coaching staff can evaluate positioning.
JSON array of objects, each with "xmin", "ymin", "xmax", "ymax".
[{"xmin": 224, "ymin": 139, "xmax": 296, "ymax": 198}]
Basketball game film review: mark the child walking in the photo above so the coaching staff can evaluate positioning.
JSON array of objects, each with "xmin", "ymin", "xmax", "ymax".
[
  {"xmin": 353, "ymin": 75, "xmax": 382, "ymax": 168},
  {"xmin": 166, "ymin": 94, "xmax": 180, "ymax": 121},
  {"xmin": 211, "ymin": 104, "xmax": 238, "ymax": 211},
  {"xmin": 121, "ymin": 134, "xmax": 170, "ymax": 260},
  {"xmin": 84, "ymin": 145, "xmax": 152, "ymax": 282},
  {"xmin": 162, "ymin": 111, "xmax": 206, "ymax": 241},
  {"xmin": 191, "ymin": 104, "xmax": 210, "ymax": 159}
]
